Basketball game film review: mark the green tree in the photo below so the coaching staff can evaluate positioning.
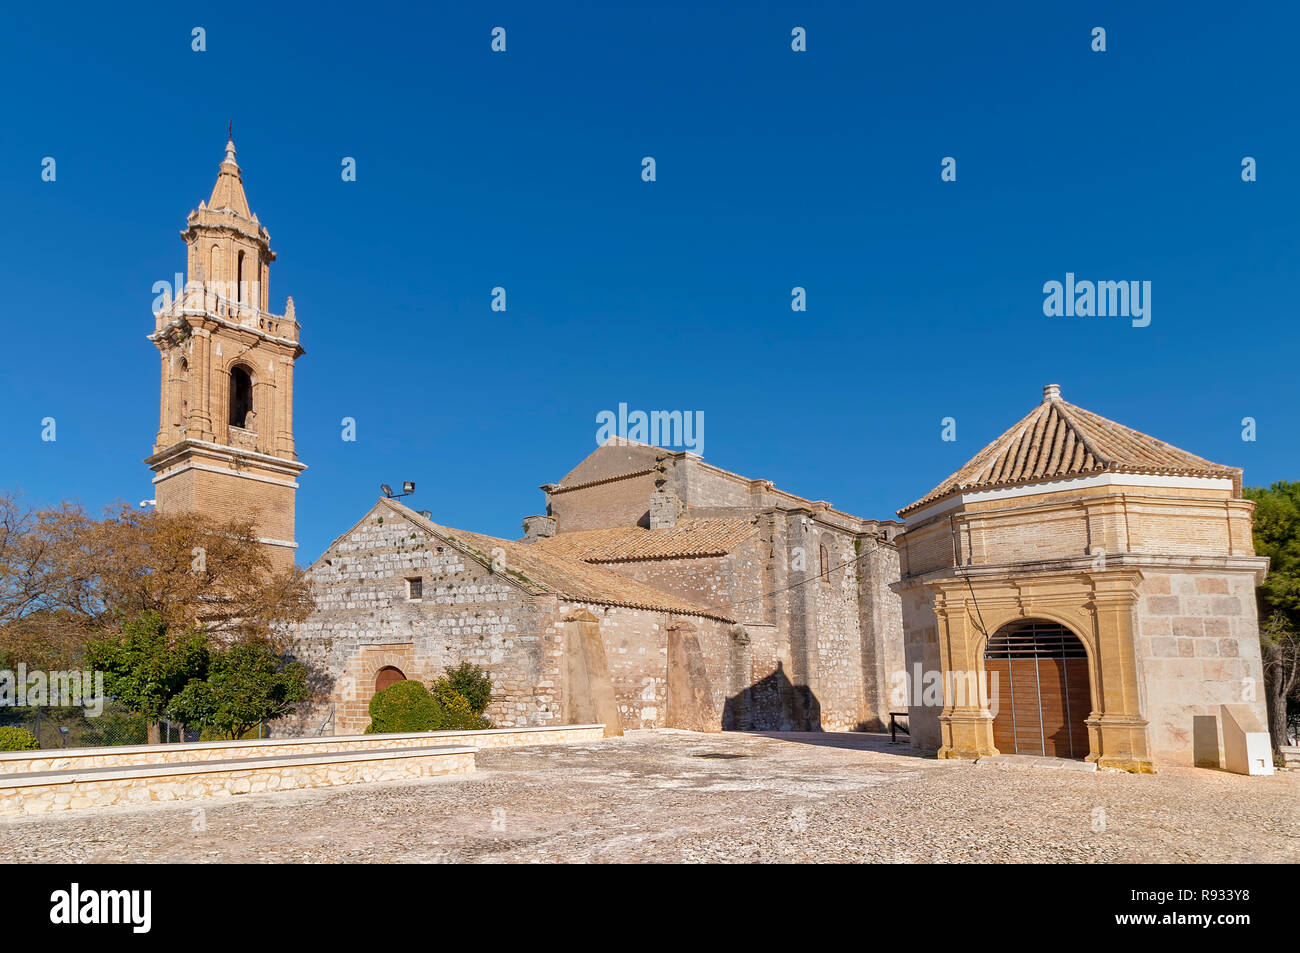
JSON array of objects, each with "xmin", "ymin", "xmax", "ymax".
[
  {"xmin": 1243, "ymin": 481, "xmax": 1300, "ymax": 754},
  {"xmin": 169, "ymin": 640, "xmax": 310, "ymax": 741},
  {"xmin": 436, "ymin": 662, "xmax": 493, "ymax": 716},
  {"xmin": 84, "ymin": 611, "xmax": 209, "ymax": 744}
]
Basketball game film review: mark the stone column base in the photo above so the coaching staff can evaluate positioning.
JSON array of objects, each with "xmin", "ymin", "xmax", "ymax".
[
  {"xmin": 937, "ymin": 708, "xmax": 997, "ymax": 760},
  {"xmin": 1093, "ymin": 755, "xmax": 1156, "ymax": 773},
  {"xmin": 1086, "ymin": 714, "xmax": 1154, "ymax": 773}
]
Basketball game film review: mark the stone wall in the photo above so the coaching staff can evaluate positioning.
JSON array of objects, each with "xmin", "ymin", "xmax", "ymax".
[
  {"xmin": 900, "ymin": 585, "xmax": 943, "ymax": 751},
  {"xmin": 282, "ymin": 507, "xmax": 560, "ymax": 735},
  {"xmin": 900, "ymin": 485, "xmax": 1257, "ymax": 579},
  {"xmin": 0, "ymin": 725, "xmax": 607, "ymax": 775},
  {"xmin": 811, "ymin": 526, "xmax": 868, "ymax": 730},
  {"xmin": 1135, "ymin": 569, "xmax": 1270, "ymax": 767},
  {"xmin": 549, "ymin": 470, "xmax": 661, "ymax": 531},
  {"xmin": 0, "ymin": 745, "xmax": 475, "ymax": 817},
  {"xmin": 557, "ymin": 602, "xmax": 733, "ymax": 730},
  {"xmin": 857, "ymin": 542, "xmax": 905, "ymax": 731}
]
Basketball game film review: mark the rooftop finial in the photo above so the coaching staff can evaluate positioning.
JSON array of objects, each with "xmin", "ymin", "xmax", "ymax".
[
  {"xmin": 1043, "ymin": 383, "xmax": 1062, "ymax": 403},
  {"xmin": 222, "ymin": 122, "xmax": 238, "ymax": 168}
]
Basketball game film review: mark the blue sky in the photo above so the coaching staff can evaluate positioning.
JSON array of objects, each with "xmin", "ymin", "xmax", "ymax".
[{"xmin": 1, "ymin": 1, "xmax": 1296, "ymax": 561}]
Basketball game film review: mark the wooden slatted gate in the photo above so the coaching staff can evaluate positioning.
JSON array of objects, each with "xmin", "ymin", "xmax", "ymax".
[{"xmin": 984, "ymin": 622, "xmax": 1090, "ymax": 758}]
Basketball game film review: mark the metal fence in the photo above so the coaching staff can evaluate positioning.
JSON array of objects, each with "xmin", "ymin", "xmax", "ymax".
[{"xmin": 0, "ymin": 703, "xmax": 200, "ymax": 748}]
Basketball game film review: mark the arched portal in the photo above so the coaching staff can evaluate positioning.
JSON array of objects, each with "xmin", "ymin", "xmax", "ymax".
[
  {"xmin": 374, "ymin": 666, "xmax": 406, "ymax": 693},
  {"xmin": 984, "ymin": 620, "xmax": 1091, "ymax": 758}
]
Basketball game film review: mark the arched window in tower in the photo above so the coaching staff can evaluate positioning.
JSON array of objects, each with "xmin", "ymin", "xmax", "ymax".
[
  {"xmin": 209, "ymin": 244, "xmax": 220, "ymax": 287},
  {"xmin": 179, "ymin": 358, "xmax": 189, "ymax": 422},
  {"xmin": 819, "ymin": 543, "xmax": 830, "ymax": 582},
  {"xmin": 236, "ymin": 251, "xmax": 245, "ymax": 303},
  {"xmin": 229, "ymin": 365, "xmax": 254, "ymax": 430}
]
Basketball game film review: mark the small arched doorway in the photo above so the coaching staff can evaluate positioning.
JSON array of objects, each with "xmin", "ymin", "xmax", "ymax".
[
  {"xmin": 374, "ymin": 666, "xmax": 406, "ymax": 693},
  {"xmin": 984, "ymin": 620, "xmax": 1090, "ymax": 758}
]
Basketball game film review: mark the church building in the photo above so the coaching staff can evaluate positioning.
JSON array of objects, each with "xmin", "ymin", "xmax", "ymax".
[
  {"xmin": 147, "ymin": 141, "xmax": 1275, "ymax": 774},
  {"xmin": 281, "ymin": 443, "xmax": 905, "ymax": 738}
]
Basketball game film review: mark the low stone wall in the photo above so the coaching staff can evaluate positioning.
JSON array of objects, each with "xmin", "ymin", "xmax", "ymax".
[
  {"xmin": 445, "ymin": 724, "xmax": 606, "ymax": 749},
  {"xmin": 0, "ymin": 724, "xmax": 606, "ymax": 775},
  {"xmin": 0, "ymin": 745, "xmax": 475, "ymax": 817}
]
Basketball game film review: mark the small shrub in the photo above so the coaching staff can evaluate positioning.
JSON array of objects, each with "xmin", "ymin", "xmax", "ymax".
[
  {"xmin": 0, "ymin": 726, "xmax": 39, "ymax": 751},
  {"xmin": 366, "ymin": 680, "xmax": 443, "ymax": 733},
  {"xmin": 436, "ymin": 662, "xmax": 493, "ymax": 716},
  {"xmin": 431, "ymin": 682, "xmax": 491, "ymax": 731}
]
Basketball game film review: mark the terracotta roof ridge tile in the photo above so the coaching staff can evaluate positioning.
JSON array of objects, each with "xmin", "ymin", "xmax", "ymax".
[{"xmin": 900, "ymin": 390, "xmax": 1239, "ymax": 515}]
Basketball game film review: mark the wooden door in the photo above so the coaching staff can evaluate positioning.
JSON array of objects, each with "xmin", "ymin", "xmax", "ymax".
[{"xmin": 986, "ymin": 623, "xmax": 1090, "ymax": 758}]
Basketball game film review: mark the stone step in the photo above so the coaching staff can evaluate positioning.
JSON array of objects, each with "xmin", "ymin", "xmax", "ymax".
[
  {"xmin": 0, "ymin": 744, "xmax": 475, "ymax": 817},
  {"xmin": 975, "ymin": 754, "xmax": 1098, "ymax": 772}
]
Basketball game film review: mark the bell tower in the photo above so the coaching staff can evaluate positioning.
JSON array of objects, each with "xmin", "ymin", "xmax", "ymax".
[{"xmin": 145, "ymin": 134, "xmax": 306, "ymax": 570}]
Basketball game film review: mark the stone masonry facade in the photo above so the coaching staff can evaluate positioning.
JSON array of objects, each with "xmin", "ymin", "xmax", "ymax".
[
  {"xmin": 1136, "ymin": 570, "xmax": 1267, "ymax": 766},
  {"xmin": 282, "ymin": 509, "xmax": 559, "ymax": 736},
  {"xmin": 284, "ymin": 443, "xmax": 908, "ymax": 741},
  {"xmin": 142, "ymin": 147, "xmax": 1273, "ymax": 775},
  {"xmin": 894, "ymin": 386, "xmax": 1271, "ymax": 772},
  {"xmin": 530, "ymin": 443, "xmax": 906, "ymax": 732}
]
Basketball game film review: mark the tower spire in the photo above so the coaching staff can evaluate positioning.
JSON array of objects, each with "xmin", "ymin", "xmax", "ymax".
[{"xmin": 209, "ymin": 126, "xmax": 248, "ymax": 217}]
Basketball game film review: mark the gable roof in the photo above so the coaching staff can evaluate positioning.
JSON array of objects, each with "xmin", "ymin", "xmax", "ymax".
[
  {"xmin": 899, "ymin": 386, "xmax": 1241, "ymax": 516},
  {"xmin": 531, "ymin": 518, "xmax": 759, "ymax": 563},
  {"xmin": 549, "ymin": 441, "xmax": 666, "ymax": 492},
  {"xmin": 376, "ymin": 499, "xmax": 733, "ymax": 621}
]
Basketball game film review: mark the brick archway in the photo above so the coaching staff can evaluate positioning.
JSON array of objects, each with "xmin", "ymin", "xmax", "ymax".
[
  {"xmin": 374, "ymin": 666, "xmax": 406, "ymax": 693},
  {"xmin": 984, "ymin": 620, "xmax": 1091, "ymax": 758},
  {"xmin": 334, "ymin": 643, "xmax": 419, "ymax": 735},
  {"xmin": 926, "ymin": 570, "xmax": 1153, "ymax": 773}
]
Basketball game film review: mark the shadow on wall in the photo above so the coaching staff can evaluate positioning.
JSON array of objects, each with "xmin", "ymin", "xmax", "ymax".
[{"xmin": 722, "ymin": 661, "xmax": 822, "ymax": 732}]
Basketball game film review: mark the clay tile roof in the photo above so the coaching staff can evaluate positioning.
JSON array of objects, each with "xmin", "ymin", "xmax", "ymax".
[
  {"xmin": 382, "ymin": 500, "xmax": 733, "ymax": 622},
  {"xmin": 531, "ymin": 518, "xmax": 758, "ymax": 563},
  {"xmin": 899, "ymin": 387, "xmax": 1240, "ymax": 516}
]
